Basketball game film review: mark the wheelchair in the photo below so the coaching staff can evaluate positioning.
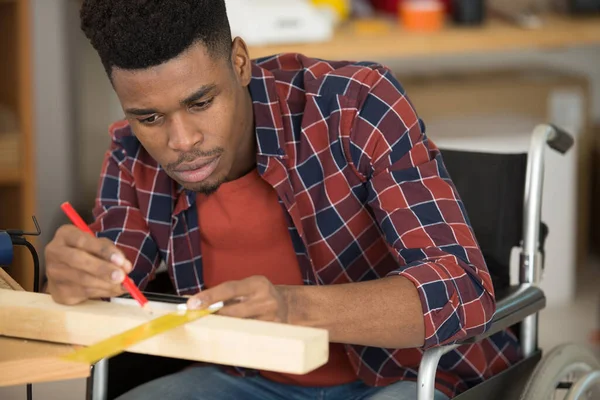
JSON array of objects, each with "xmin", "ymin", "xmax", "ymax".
[{"xmin": 82, "ymin": 123, "xmax": 599, "ymax": 400}]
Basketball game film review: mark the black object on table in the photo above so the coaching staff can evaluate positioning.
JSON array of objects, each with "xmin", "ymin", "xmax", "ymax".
[{"xmin": 452, "ymin": 0, "xmax": 486, "ymax": 25}]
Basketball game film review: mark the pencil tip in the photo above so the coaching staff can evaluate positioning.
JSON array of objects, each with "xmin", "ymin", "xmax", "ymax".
[{"xmin": 142, "ymin": 303, "xmax": 154, "ymax": 315}]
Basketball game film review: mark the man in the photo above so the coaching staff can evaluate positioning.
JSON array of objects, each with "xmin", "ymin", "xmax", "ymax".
[{"xmin": 44, "ymin": 1, "xmax": 520, "ymax": 399}]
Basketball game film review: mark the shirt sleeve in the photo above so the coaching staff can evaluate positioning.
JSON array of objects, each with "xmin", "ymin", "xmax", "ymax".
[
  {"xmin": 348, "ymin": 66, "xmax": 496, "ymax": 348},
  {"xmin": 88, "ymin": 139, "xmax": 161, "ymax": 290}
]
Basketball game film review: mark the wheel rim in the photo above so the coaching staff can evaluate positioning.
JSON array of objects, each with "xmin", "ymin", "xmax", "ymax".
[
  {"xmin": 550, "ymin": 362, "xmax": 597, "ymax": 400},
  {"xmin": 565, "ymin": 371, "xmax": 600, "ymax": 400}
]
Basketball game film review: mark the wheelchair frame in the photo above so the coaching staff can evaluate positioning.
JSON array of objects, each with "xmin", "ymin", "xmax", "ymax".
[
  {"xmin": 417, "ymin": 123, "xmax": 575, "ymax": 400},
  {"xmin": 85, "ymin": 124, "xmax": 598, "ymax": 400}
]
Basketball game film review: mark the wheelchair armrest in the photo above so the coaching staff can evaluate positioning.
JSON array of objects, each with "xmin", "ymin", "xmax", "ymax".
[
  {"xmin": 460, "ymin": 284, "xmax": 546, "ymax": 344},
  {"xmin": 417, "ymin": 285, "xmax": 546, "ymax": 400}
]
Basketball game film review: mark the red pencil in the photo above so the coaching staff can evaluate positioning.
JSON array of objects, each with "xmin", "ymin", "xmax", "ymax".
[{"xmin": 60, "ymin": 201, "xmax": 150, "ymax": 311}]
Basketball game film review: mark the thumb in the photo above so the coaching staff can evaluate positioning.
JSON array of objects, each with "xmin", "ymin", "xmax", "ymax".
[{"xmin": 186, "ymin": 295, "xmax": 225, "ymax": 312}]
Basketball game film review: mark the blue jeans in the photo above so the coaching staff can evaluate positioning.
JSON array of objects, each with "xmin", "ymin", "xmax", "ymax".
[{"xmin": 115, "ymin": 366, "xmax": 450, "ymax": 400}]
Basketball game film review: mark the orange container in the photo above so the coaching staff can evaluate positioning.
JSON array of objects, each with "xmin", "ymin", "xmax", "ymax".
[{"xmin": 399, "ymin": 0, "xmax": 445, "ymax": 32}]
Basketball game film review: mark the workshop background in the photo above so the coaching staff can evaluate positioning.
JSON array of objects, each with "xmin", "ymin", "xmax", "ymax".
[{"xmin": 1, "ymin": 0, "xmax": 599, "ymax": 398}]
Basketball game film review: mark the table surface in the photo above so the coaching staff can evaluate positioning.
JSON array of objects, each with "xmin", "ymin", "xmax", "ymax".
[{"xmin": 0, "ymin": 269, "xmax": 90, "ymax": 387}]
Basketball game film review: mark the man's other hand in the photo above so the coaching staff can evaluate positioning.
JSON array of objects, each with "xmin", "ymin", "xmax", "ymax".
[
  {"xmin": 45, "ymin": 225, "xmax": 132, "ymax": 305},
  {"xmin": 186, "ymin": 276, "xmax": 290, "ymax": 323}
]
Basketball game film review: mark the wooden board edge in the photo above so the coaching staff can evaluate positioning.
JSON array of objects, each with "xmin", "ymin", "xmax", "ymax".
[
  {"xmin": 0, "ymin": 356, "xmax": 90, "ymax": 387},
  {"xmin": 0, "ymin": 289, "xmax": 330, "ymax": 375},
  {"xmin": 0, "ymin": 267, "xmax": 24, "ymax": 291}
]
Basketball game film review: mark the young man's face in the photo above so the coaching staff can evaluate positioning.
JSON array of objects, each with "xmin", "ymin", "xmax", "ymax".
[{"xmin": 111, "ymin": 39, "xmax": 255, "ymax": 194}]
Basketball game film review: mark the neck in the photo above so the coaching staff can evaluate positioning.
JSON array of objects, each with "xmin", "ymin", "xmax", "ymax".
[{"xmin": 227, "ymin": 88, "xmax": 256, "ymax": 181}]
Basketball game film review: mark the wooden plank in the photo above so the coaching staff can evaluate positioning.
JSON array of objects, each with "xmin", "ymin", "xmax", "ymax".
[
  {"xmin": 0, "ymin": 266, "xmax": 90, "ymax": 387},
  {"xmin": 0, "ymin": 267, "xmax": 23, "ymax": 291},
  {"xmin": 0, "ymin": 289, "xmax": 329, "ymax": 375},
  {"xmin": 0, "ymin": 338, "xmax": 90, "ymax": 386},
  {"xmin": 247, "ymin": 14, "xmax": 600, "ymax": 60}
]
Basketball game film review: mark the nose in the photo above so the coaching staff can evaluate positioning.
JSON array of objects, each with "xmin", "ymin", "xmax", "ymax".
[{"xmin": 167, "ymin": 114, "xmax": 203, "ymax": 152}]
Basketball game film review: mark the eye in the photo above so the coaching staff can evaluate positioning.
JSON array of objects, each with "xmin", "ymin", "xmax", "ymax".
[
  {"xmin": 138, "ymin": 114, "xmax": 161, "ymax": 125},
  {"xmin": 190, "ymin": 98, "xmax": 214, "ymax": 111}
]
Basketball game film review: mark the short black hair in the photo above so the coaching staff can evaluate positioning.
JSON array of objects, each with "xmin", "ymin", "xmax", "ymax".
[{"xmin": 80, "ymin": 0, "xmax": 232, "ymax": 77}]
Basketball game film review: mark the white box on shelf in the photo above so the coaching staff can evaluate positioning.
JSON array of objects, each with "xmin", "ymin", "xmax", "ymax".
[{"xmin": 225, "ymin": 0, "xmax": 334, "ymax": 47}]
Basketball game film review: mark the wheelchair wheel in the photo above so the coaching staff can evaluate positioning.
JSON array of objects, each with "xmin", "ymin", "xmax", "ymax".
[{"xmin": 520, "ymin": 343, "xmax": 600, "ymax": 400}]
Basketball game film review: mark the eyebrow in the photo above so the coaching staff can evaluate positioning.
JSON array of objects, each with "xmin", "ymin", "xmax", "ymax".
[
  {"xmin": 125, "ymin": 107, "xmax": 159, "ymax": 116},
  {"xmin": 181, "ymin": 84, "xmax": 217, "ymax": 105},
  {"xmin": 124, "ymin": 84, "xmax": 217, "ymax": 116}
]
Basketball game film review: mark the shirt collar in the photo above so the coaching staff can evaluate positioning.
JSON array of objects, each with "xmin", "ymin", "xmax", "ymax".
[{"xmin": 248, "ymin": 61, "xmax": 286, "ymax": 158}]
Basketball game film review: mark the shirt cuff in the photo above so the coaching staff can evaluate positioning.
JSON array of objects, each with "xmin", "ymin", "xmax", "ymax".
[{"xmin": 387, "ymin": 259, "xmax": 469, "ymax": 349}]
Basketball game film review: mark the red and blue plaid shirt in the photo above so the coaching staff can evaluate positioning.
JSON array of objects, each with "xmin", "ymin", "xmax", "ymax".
[{"xmin": 90, "ymin": 53, "xmax": 521, "ymax": 398}]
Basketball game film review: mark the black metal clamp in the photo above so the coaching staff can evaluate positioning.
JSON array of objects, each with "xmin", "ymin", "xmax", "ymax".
[{"xmin": 0, "ymin": 215, "xmax": 41, "ymax": 293}]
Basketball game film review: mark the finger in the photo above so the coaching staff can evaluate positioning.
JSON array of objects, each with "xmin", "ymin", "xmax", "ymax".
[
  {"xmin": 51, "ymin": 279, "xmax": 124, "ymax": 304},
  {"xmin": 187, "ymin": 279, "xmax": 261, "ymax": 310},
  {"xmin": 84, "ymin": 285, "xmax": 127, "ymax": 300},
  {"xmin": 56, "ymin": 225, "xmax": 132, "ymax": 272},
  {"xmin": 216, "ymin": 300, "xmax": 259, "ymax": 319},
  {"xmin": 217, "ymin": 300, "xmax": 280, "ymax": 321},
  {"xmin": 48, "ymin": 279, "xmax": 88, "ymax": 306},
  {"xmin": 52, "ymin": 282, "xmax": 125, "ymax": 305},
  {"xmin": 48, "ymin": 265, "xmax": 124, "ymax": 304},
  {"xmin": 48, "ymin": 262, "xmax": 125, "ymax": 296},
  {"xmin": 56, "ymin": 246, "xmax": 128, "ymax": 285}
]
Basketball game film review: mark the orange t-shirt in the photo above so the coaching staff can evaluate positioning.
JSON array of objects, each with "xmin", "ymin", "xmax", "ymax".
[{"xmin": 196, "ymin": 169, "xmax": 357, "ymax": 387}]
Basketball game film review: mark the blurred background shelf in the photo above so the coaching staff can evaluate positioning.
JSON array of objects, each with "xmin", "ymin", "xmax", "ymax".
[
  {"xmin": 248, "ymin": 14, "xmax": 600, "ymax": 60},
  {"xmin": 0, "ymin": 169, "xmax": 20, "ymax": 185},
  {"xmin": 0, "ymin": 132, "xmax": 20, "ymax": 184},
  {"xmin": 0, "ymin": 0, "xmax": 35, "ymax": 291}
]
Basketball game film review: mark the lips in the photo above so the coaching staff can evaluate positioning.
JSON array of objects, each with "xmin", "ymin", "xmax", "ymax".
[{"xmin": 172, "ymin": 156, "xmax": 221, "ymax": 183}]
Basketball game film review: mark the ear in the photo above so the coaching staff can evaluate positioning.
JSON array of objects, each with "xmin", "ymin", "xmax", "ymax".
[{"xmin": 230, "ymin": 37, "xmax": 251, "ymax": 87}]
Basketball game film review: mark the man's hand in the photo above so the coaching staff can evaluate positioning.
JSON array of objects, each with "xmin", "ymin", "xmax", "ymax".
[
  {"xmin": 186, "ymin": 276, "xmax": 290, "ymax": 323},
  {"xmin": 183, "ymin": 275, "xmax": 428, "ymax": 348},
  {"xmin": 45, "ymin": 225, "xmax": 132, "ymax": 305}
]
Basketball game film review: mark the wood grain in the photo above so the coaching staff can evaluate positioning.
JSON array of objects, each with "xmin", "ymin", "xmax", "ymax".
[
  {"xmin": 0, "ymin": 268, "xmax": 90, "ymax": 387},
  {"xmin": 0, "ymin": 338, "xmax": 90, "ymax": 387},
  {"xmin": 247, "ymin": 14, "xmax": 600, "ymax": 60},
  {"xmin": 0, "ymin": 289, "xmax": 329, "ymax": 375},
  {"xmin": 0, "ymin": 267, "xmax": 23, "ymax": 291}
]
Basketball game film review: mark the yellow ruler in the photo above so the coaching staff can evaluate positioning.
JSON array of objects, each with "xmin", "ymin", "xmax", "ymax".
[{"xmin": 60, "ymin": 302, "xmax": 223, "ymax": 365}]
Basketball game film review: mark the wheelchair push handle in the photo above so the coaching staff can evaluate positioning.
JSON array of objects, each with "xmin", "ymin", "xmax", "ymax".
[
  {"xmin": 521, "ymin": 123, "xmax": 574, "ymax": 287},
  {"xmin": 546, "ymin": 123, "xmax": 574, "ymax": 154}
]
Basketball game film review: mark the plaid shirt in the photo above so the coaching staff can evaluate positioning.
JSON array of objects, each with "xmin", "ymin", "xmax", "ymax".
[{"xmin": 90, "ymin": 53, "xmax": 521, "ymax": 397}]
